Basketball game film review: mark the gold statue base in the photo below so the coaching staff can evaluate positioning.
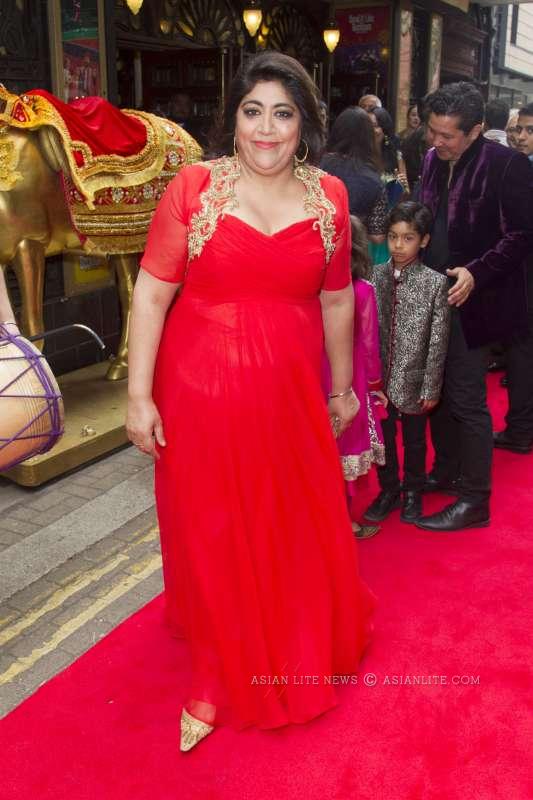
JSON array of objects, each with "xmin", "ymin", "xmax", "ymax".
[{"xmin": 3, "ymin": 361, "xmax": 129, "ymax": 487}]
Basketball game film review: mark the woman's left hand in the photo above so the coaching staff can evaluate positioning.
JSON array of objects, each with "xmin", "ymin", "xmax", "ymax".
[{"xmin": 328, "ymin": 389, "xmax": 360, "ymax": 437}]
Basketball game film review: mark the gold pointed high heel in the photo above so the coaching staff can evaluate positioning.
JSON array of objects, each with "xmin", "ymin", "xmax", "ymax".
[{"xmin": 180, "ymin": 708, "xmax": 214, "ymax": 752}]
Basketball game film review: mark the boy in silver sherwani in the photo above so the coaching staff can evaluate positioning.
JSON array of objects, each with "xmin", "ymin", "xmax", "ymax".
[{"xmin": 365, "ymin": 202, "xmax": 451, "ymax": 524}]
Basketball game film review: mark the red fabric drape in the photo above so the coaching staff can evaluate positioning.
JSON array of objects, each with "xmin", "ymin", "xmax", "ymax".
[{"xmin": 28, "ymin": 89, "xmax": 147, "ymax": 159}]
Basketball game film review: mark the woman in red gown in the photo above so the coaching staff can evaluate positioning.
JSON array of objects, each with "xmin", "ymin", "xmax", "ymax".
[{"xmin": 127, "ymin": 52, "xmax": 374, "ymax": 751}]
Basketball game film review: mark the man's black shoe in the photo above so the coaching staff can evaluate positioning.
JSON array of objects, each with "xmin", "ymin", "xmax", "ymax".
[
  {"xmin": 415, "ymin": 500, "xmax": 490, "ymax": 532},
  {"xmin": 423, "ymin": 474, "xmax": 460, "ymax": 495},
  {"xmin": 400, "ymin": 491, "xmax": 422, "ymax": 523},
  {"xmin": 493, "ymin": 431, "xmax": 532, "ymax": 454},
  {"xmin": 364, "ymin": 490, "xmax": 401, "ymax": 522}
]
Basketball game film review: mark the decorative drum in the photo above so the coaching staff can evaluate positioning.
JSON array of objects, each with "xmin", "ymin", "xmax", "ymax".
[{"xmin": 0, "ymin": 324, "xmax": 64, "ymax": 470}]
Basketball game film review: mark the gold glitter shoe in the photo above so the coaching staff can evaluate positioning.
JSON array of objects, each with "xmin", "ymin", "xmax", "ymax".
[
  {"xmin": 180, "ymin": 708, "xmax": 214, "ymax": 752},
  {"xmin": 352, "ymin": 521, "xmax": 380, "ymax": 539}
]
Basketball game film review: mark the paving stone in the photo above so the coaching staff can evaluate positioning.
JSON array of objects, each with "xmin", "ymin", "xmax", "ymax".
[
  {"xmin": 0, "ymin": 530, "xmax": 24, "ymax": 547},
  {"xmin": 82, "ymin": 537, "xmax": 127, "ymax": 562},
  {"xmin": 85, "ymin": 472, "xmax": 136, "ymax": 491},
  {"xmin": 59, "ymin": 619, "xmax": 113, "ymax": 656},
  {"xmin": 26, "ymin": 490, "xmax": 70, "ymax": 512},
  {"xmin": 50, "ymin": 596, "xmax": 95, "ymax": 627},
  {"xmin": 7, "ymin": 622, "xmax": 60, "ymax": 658},
  {"xmin": 2, "ymin": 506, "xmax": 41, "ymax": 523},
  {"xmin": 8, "ymin": 579, "xmax": 59, "ymax": 613},
  {"xmin": 46, "ymin": 553, "xmax": 98, "ymax": 588},
  {"xmin": 60, "ymin": 484, "xmax": 102, "ymax": 501},
  {"xmin": 0, "ymin": 518, "xmax": 39, "ymax": 536}
]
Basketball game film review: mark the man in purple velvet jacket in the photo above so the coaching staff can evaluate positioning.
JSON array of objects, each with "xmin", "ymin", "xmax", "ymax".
[{"xmin": 415, "ymin": 83, "xmax": 533, "ymax": 532}]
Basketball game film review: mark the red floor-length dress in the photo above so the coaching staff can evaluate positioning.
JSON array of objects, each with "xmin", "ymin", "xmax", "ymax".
[{"xmin": 141, "ymin": 157, "xmax": 374, "ymax": 730}]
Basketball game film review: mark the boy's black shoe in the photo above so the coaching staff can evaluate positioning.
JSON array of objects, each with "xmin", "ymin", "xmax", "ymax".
[
  {"xmin": 400, "ymin": 491, "xmax": 422, "ymax": 523},
  {"xmin": 364, "ymin": 490, "xmax": 401, "ymax": 522}
]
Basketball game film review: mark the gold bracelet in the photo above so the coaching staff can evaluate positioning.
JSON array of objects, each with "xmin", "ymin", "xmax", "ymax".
[{"xmin": 328, "ymin": 387, "xmax": 353, "ymax": 399}]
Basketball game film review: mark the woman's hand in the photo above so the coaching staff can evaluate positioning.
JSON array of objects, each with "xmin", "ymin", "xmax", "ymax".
[
  {"xmin": 371, "ymin": 389, "xmax": 388, "ymax": 408},
  {"xmin": 328, "ymin": 389, "xmax": 360, "ymax": 437},
  {"xmin": 126, "ymin": 397, "xmax": 166, "ymax": 460}
]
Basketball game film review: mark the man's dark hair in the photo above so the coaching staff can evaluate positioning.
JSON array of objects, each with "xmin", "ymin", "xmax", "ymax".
[
  {"xmin": 208, "ymin": 52, "xmax": 324, "ymax": 164},
  {"xmin": 518, "ymin": 102, "xmax": 533, "ymax": 119},
  {"xmin": 325, "ymin": 106, "xmax": 379, "ymax": 170},
  {"xmin": 485, "ymin": 99, "xmax": 509, "ymax": 131},
  {"xmin": 387, "ymin": 201, "xmax": 433, "ymax": 238},
  {"xmin": 423, "ymin": 82, "xmax": 484, "ymax": 134}
]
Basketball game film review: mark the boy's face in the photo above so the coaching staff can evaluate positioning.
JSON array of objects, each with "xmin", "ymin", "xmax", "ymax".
[
  {"xmin": 516, "ymin": 114, "xmax": 533, "ymax": 157},
  {"xmin": 387, "ymin": 222, "xmax": 429, "ymax": 268}
]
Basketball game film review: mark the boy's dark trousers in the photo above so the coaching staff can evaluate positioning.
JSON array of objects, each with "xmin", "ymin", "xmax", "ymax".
[{"xmin": 377, "ymin": 403, "xmax": 427, "ymax": 492}]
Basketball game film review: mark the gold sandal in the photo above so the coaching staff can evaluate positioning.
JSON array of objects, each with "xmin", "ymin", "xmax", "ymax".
[
  {"xmin": 180, "ymin": 708, "xmax": 214, "ymax": 752},
  {"xmin": 352, "ymin": 521, "xmax": 380, "ymax": 539}
]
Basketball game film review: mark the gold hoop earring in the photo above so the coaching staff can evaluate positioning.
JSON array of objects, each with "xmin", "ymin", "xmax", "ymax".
[
  {"xmin": 294, "ymin": 139, "xmax": 309, "ymax": 165},
  {"xmin": 233, "ymin": 135, "xmax": 238, "ymax": 157}
]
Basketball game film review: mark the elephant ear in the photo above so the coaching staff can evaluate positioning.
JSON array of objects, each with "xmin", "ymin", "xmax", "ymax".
[{"xmin": 38, "ymin": 127, "xmax": 70, "ymax": 175}]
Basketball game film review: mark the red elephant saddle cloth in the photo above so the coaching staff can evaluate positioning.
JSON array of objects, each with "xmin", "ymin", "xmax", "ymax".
[{"xmin": 0, "ymin": 85, "xmax": 202, "ymax": 254}]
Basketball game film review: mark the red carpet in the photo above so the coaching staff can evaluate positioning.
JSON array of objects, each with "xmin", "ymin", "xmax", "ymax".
[{"xmin": 2, "ymin": 374, "xmax": 531, "ymax": 800}]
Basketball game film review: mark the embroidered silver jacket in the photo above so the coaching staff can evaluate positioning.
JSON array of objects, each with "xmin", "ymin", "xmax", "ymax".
[{"xmin": 370, "ymin": 259, "xmax": 451, "ymax": 414}]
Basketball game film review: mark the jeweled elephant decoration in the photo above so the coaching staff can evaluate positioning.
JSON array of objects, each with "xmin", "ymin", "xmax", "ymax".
[{"xmin": 0, "ymin": 86, "xmax": 202, "ymax": 380}]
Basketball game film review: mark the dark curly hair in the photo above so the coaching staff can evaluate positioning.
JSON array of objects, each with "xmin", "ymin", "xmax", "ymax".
[
  {"xmin": 387, "ymin": 201, "xmax": 433, "ymax": 238},
  {"xmin": 207, "ymin": 52, "xmax": 325, "ymax": 164},
  {"xmin": 423, "ymin": 82, "xmax": 484, "ymax": 134}
]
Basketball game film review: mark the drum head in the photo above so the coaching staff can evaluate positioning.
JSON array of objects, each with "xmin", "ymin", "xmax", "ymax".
[{"xmin": 0, "ymin": 328, "xmax": 64, "ymax": 471}]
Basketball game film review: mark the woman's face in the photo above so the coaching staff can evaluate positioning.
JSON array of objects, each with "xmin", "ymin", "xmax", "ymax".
[
  {"xmin": 369, "ymin": 113, "xmax": 384, "ymax": 146},
  {"xmin": 408, "ymin": 107, "xmax": 420, "ymax": 129},
  {"xmin": 235, "ymin": 80, "xmax": 302, "ymax": 175}
]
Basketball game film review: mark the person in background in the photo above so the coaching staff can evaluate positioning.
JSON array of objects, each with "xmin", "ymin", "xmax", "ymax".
[
  {"xmin": 416, "ymin": 82, "xmax": 533, "ymax": 532},
  {"xmin": 367, "ymin": 106, "xmax": 409, "ymax": 263},
  {"xmin": 506, "ymin": 110, "xmax": 520, "ymax": 148},
  {"xmin": 398, "ymin": 104, "xmax": 421, "ymax": 143},
  {"xmin": 168, "ymin": 91, "xmax": 204, "ymax": 145},
  {"xmin": 359, "ymin": 94, "xmax": 382, "ymax": 113},
  {"xmin": 483, "ymin": 99, "xmax": 510, "ymax": 146},
  {"xmin": 318, "ymin": 100, "xmax": 328, "ymax": 131},
  {"xmin": 494, "ymin": 102, "xmax": 533, "ymax": 453},
  {"xmin": 402, "ymin": 102, "xmax": 429, "ymax": 192},
  {"xmin": 320, "ymin": 106, "xmax": 387, "ymax": 238},
  {"xmin": 323, "ymin": 216, "xmax": 387, "ymax": 539},
  {"xmin": 364, "ymin": 202, "xmax": 450, "ymax": 525}
]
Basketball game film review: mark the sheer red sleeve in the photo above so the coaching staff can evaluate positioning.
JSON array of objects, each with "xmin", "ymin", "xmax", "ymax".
[
  {"xmin": 321, "ymin": 177, "xmax": 352, "ymax": 292},
  {"xmin": 140, "ymin": 169, "xmax": 191, "ymax": 284}
]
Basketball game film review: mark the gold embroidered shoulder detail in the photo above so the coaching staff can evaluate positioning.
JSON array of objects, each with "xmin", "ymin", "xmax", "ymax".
[
  {"xmin": 188, "ymin": 156, "xmax": 240, "ymax": 260},
  {"xmin": 294, "ymin": 164, "xmax": 337, "ymax": 263}
]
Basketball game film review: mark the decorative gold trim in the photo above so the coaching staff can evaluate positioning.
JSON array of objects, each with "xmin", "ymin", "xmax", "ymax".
[
  {"xmin": 188, "ymin": 156, "xmax": 240, "ymax": 260},
  {"xmin": 188, "ymin": 157, "xmax": 338, "ymax": 262},
  {"xmin": 294, "ymin": 163, "xmax": 337, "ymax": 263},
  {"xmin": 0, "ymin": 136, "xmax": 23, "ymax": 190}
]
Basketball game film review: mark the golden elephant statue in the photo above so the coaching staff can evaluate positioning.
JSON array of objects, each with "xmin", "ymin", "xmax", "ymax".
[{"xmin": 0, "ymin": 86, "xmax": 202, "ymax": 380}]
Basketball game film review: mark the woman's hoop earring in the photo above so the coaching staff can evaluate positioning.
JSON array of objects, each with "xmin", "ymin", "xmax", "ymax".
[
  {"xmin": 233, "ymin": 135, "xmax": 238, "ymax": 156},
  {"xmin": 294, "ymin": 139, "xmax": 309, "ymax": 165}
]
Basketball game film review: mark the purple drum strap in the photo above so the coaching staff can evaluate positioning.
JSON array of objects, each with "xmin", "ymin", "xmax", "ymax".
[{"xmin": 0, "ymin": 325, "xmax": 63, "ymax": 463}]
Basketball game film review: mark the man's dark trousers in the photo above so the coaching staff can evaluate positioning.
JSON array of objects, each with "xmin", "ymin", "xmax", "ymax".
[
  {"xmin": 378, "ymin": 404, "xmax": 427, "ymax": 492},
  {"xmin": 429, "ymin": 309, "xmax": 492, "ymax": 504},
  {"xmin": 504, "ymin": 264, "xmax": 533, "ymax": 443}
]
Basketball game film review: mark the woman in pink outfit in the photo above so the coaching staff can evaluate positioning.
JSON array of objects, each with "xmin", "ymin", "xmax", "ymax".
[{"xmin": 323, "ymin": 216, "xmax": 387, "ymax": 538}]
